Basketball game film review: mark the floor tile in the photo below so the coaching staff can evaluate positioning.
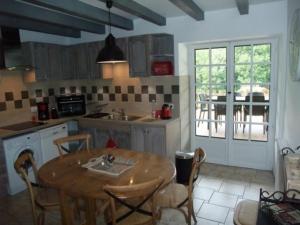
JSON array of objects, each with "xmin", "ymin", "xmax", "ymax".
[
  {"xmin": 194, "ymin": 186, "xmax": 214, "ymax": 201},
  {"xmin": 225, "ymin": 210, "xmax": 234, "ymax": 225},
  {"xmin": 197, "ymin": 203, "xmax": 229, "ymax": 223},
  {"xmin": 243, "ymin": 186, "xmax": 260, "ymax": 201},
  {"xmin": 196, "ymin": 217, "xmax": 219, "ymax": 225},
  {"xmin": 198, "ymin": 177, "xmax": 223, "ymax": 191},
  {"xmin": 194, "ymin": 198, "xmax": 204, "ymax": 213},
  {"xmin": 219, "ymin": 181, "xmax": 246, "ymax": 196},
  {"xmin": 209, "ymin": 192, "xmax": 238, "ymax": 208}
]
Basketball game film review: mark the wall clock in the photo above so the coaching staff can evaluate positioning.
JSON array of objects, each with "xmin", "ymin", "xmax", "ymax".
[{"xmin": 289, "ymin": 9, "xmax": 300, "ymax": 81}]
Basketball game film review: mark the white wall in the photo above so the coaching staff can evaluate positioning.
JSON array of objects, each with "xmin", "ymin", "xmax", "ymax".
[{"xmin": 282, "ymin": 0, "xmax": 300, "ymax": 148}]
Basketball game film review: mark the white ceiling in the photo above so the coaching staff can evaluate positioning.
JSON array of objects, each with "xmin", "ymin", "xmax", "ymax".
[{"xmin": 80, "ymin": 0, "xmax": 283, "ymax": 20}]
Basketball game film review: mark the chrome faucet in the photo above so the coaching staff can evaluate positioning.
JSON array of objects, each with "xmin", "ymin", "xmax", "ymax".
[{"xmin": 112, "ymin": 108, "xmax": 126, "ymax": 119}]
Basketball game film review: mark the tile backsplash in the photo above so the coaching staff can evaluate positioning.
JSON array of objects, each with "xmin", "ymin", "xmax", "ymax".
[{"xmin": 0, "ymin": 69, "xmax": 180, "ymax": 125}]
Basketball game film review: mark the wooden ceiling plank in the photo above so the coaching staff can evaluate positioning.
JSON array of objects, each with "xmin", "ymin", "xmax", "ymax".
[
  {"xmin": 98, "ymin": 0, "xmax": 166, "ymax": 26},
  {"xmin": 0, "ymin": 14, "xmax": 81, "ymax": 38},
  {"xmin": 21, "ymin": 0, "xmax": 133, "ymax": 30},
  {"xmin": 169, "ymin": 0, "xmax": 204, "ymax": 21},
  {"xmin": 235, "ymin": 0, "xmax": 249, "ymax": 15},
  {"xmin": 0, "ymin": 0, "xmax": 105, "ymax": 34}
]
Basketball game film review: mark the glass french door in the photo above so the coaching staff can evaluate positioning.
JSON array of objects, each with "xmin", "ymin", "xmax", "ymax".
[{"xmin": 190, "ymin": 39, "xmax": 276, "ymax": 170}]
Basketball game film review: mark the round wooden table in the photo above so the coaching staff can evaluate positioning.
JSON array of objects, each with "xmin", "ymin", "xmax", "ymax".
[{"xmin": 38, "ymin": 148, "xmax": 176, "ymax": 225}]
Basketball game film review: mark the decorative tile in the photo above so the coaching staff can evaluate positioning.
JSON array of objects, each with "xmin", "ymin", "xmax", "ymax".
[
  {"xmin": 115, "ymin": 86, "xmax": 121, "ymax": 94},
  {"xmin": 92, "ymin": 86, "xmax": 97, "ymax": 94},
  {"xmin": 128, "ymin": 86, "xmax": 134, "ymax": 94},
  {"xmin": 35, "ymin": 89, "xmax": 42, "ymax": 97},
  {"xmin": 29, "ymin": 98, "xmax": 36, "ymax": 107},
  {"xmin": 149, "ymin": 94, "xmax": 156, "ymax": 102},
  {"xmin": 172, "ymin": 85, "xmax": 179, "ymax": 94},
  {"xmin": 0, "ymin": 102, "xmax": 6, "ymax": 111},
  {"xmin": 87, "ymin": 94, "xmax": 92, "ymax": 101},
  {"xmin": 109, "ymin": 94, "xmax": 115, "ymax": 101},
  {"xmin": 122, "ymin": 94, "xmax": 128, "ymax": 102},
  {"xmin": 156, "ymin": 85, "xmax": 164, "ymax": 94},
  {"xmin": 164, "ymin": 94, "xmax": 172, "ymax": 102},
  {"xmin": 81, "ymin": 86, "xmax": 87, "ymax": 94},
  {"xmin": 141, "ymin": 85, "xmax": 148, "ymax": 94},
  {"xmin": 60, "ymin": 87, "xmax": 66, "ymax": 95},
  {"xmin": 103, "ymin": 86, "xmax": 110, "ymax": 93},
  {"xmin": 98, "ymin": 94, "xmax": 103, "ymax": 101},
  {"xmin": 48, "ymin": 88, "xmax": 55, "ymax": 96},
  {"xmin": 5, "ymin": 92, "xmax": 14, "ymax": 101},
  {"xmin": 21, "ymin": 91, "xmax": 29, "ymax": 99},
  {"xmin": 135, "ymin": 94, "xmax": 142, "ymax": 102},
  {"xmin": 70, "ymin": 86, "xmax": 77, "ymax": 94},
  {"xmin": 14, "ymin": 100, "xmax": 23, "ymax": 109}
]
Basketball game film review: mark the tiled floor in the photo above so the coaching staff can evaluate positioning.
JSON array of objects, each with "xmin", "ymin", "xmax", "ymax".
[{"xmin": 0, "ymin": 163, "xmax": 275, "ymax": 225}]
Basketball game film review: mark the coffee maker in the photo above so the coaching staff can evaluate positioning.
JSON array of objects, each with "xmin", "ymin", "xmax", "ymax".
[{"xmin": 37, "ymin": 102, "xmax": 49, "ymax": 120}]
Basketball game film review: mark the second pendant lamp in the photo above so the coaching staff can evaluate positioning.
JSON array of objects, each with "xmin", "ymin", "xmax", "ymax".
[{"xmin": 96, "ymin": 0, "xmax": 126, "ymax": 64}]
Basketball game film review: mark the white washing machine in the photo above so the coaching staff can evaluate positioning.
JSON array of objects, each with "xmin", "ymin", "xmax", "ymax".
[{"xmin": 3, "ymin": 132, "xmax": 42, "ymax": 195}]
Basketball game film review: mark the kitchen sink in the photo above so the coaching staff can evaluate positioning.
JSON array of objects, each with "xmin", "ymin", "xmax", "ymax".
[
  {"xmin": 140, "ymin": 118, "xmax": 157, "ymax": 122},
  {"xmin": 83, "ymin": 112, "xmax": 110, "ymax": 118},
  {"xmin": 102, "ymin": 115, "xmax": 143, "ymax": 121}
]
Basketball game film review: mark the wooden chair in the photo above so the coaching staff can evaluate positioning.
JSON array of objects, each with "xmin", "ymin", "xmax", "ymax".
[
  {"xmin": 157, "ymin": 148, "xmax": 206, "ymax": 225},
  {"xmin": 54, "ymin": 133, "xmax": 91, "ymax": 158},
  {"xmin": 103, "ymin": 177, "xmax": 164, "ymax": 225},
  {"xmin": 14, "ymin": 151, "xmax": 60, "ymax": 225}
]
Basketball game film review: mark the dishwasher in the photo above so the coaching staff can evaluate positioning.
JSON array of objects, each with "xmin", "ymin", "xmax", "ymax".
[{"xmin": 39, "ymin": 123, "xmax": 68, "ymax": 163}]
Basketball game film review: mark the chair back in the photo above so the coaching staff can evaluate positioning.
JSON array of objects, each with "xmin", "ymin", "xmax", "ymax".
[
  {"xmin": 54, "ymin": 133, "xmax": 91, "ymax": 158},
  {"xmin": 14, "ymin": 151, "xmax": 39, "ymax": 225},
  {"xmin": 188, "ymin": 148, "xmax": 206, "ymax": 199},
  {"xmin": 199, "ymin": 94, "xmax": 208, "ymax": 111},
  {"xmin": 244, "ymin": 95, "xmax": 266, "ymax": 116},
  {"xmin": 103, "ymin": 177, "xmax": 164, "ymax": 225},
  {"xmin": 215, "ymin": 96, "xmax": 226, "ymax": 115}
]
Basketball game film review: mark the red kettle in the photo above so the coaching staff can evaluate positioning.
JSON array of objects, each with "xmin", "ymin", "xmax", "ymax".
[{"xmin": 161, "ymin": 104, "xmax": 172, "ymax": 119}]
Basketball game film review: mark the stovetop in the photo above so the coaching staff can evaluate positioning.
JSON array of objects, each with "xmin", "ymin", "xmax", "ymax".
[{"xmin": 0, "ymin": 121, "xmax": 46, "ymax": 131}]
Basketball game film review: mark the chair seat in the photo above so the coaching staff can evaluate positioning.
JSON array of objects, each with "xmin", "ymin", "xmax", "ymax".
[
  {"xmin": 35, "ymin": 187, "xmax": 60, "ymax": 209},
  {"xmin": 110, "ymin": 202, "xmax": 153, "ymax": 225},
  {"xmin": 157, "ymin": 183, "xmax": 188, "ymax": 208},
  {"xmin": 233, "ymin": 200, "xmax": 258, "ymax": 225}
]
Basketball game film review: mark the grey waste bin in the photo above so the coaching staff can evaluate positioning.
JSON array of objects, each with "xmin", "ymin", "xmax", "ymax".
[{"xmin": 175, "ymin": 151, "xmax": 194, "ymax": 185}]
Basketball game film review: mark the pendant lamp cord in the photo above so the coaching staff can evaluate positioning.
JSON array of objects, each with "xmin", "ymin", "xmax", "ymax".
[{"xmin": 106, "ymin": 0, "xmax": 113, "ymax": 34}]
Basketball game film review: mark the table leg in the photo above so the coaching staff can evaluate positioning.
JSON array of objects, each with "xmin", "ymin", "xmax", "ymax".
[
  {"xmin": 59, "ymin": 190, "xmax": 73, "ymax": 225},
  {"xmin": 85, "ymin": 198, "xmax": 97, "ymax": 225}
]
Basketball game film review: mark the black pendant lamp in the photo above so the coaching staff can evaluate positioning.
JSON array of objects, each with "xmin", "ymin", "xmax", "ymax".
[{"xmin": 96, "ymin": 0, "xmax": 126, "ymax": 64}]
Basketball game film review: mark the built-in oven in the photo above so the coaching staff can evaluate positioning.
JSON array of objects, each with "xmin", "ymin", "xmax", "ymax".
[{"xmin": 56, "ymin": 95, "xmax": 86, "ymax": 117}]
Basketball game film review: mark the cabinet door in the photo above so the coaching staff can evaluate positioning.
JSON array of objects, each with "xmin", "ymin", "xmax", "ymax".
[
  {"xmin": 61, "ymin": 46, "xmax": 74, "ymax": 80},
  {"xmin": 116, "ymin": 37, "xmax": 128, "ymax": 60},
  {"xmin": 113, "ymin": 130, "xmax": 131, "ymax": 149},
  {"xmin": 72, "ymin": 44, "xmax": 89, "ymax": 79},
  {"xmin": 21, "ymin": 42, "xmax": 34, "ymax": 66},
  {"xmin": 87, "ymin": 42, "xmax": 103, "ymax": 79},
  {"xmin": 131, "ymin": 126, "xmax": 145, "ymax": 151},
  {"xmin": 128, "ymin": 35, "xmax": 148, "ymax": 77},
  {"xmin": 48, "ymin": 44, "xmax": 63, "ymax": 80},
  {"xmin": 33, "ymin": 43, "xmax": 49, "ymax": 80},
  {"xmin": 149, "ymin": 34, "xmax": 174, "ymax": 55},
  {"xmin": 145, "ymin": 127, "xmax": 166, "ymax": 156},
  {"xmin": 94, "ymin": 128, "xmax": 110, "ymax": 148}
]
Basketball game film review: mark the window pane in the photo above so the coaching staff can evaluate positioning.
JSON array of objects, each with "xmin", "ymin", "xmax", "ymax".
[
  {"xmin": 235, "ymin": 45, "xmax": 251, "ymax": 63},
  {"xmin": 211, "ymin": 66, "xmax": 227, "ymax": 84},
  {"xmin": 195, "ymin": 103, "xmax": 210, "ymax": 121},
  {"xmin": 196, "ymin": 121, "xmax": 209, "ymax": 136},
  {"xmin": 253, "ymin": 44, "xmax": 271, "ymax": 63},
  {"xmin": 211, "ymin": 85, "xmax": 227, "ymax": 98},
  {"xmin": 235, "ymin": 65, "xmax": 251, "ymax": 84},
  {"xmin": 195, "ymin": 49, "xmax": 209, "ymax": 65},
  {"xmin": 214, "ymin": 103, "xmax": 226, "ymax": 121},
  {"xmin": 234, "ymin": 84, "xmax": 251, "ymax": 98},
  {"xmin": 250, "ymin": 124, "xmax": 268, "ymax": 141},
  {"xmin": 196, "ymin": 86, "xmax": 209, "ymax": 100},
  {"xmin": 234, "ymin": 123, "xmax": 249, "ymax": 140},
  {"xmin": 195, "ymin": 67, "xmax": 209, "ymax": 85},
  {"xmin": 212, "ymin": 122, "xmax": 225, "ymax": 138},
  {"xmin": 211, "ymin": 48, "xmax": 226, "ymax": 64},
  {"xmin": 253, "ymin": 64, "xmax": 270, "ymax": 83}
]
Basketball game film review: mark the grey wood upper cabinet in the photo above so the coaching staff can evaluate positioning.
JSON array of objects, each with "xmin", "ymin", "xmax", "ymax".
[
  {"xmin": 116, "ymin": 37, "xmax": 129, "ymax": 60},
  {"xmin": 71, "ymin": 44, "xmax": 89, "ymax": 79},
  {"xmin": 86, "ymin": 41, "xmax": 103, "ymax": 79},
  {"xmin": 61, "ymin": 46, "xmax": 75, "ymax": 80},
  {"xmin": 128, "ymin": 35, "xmax": 149, "ymax": 77},
  {"xmin": 128, "ymin": 33, "xmax": 174, "ymax": 77},
  {"xmin": 48, "ymin": 44, "xmax": 63, "ymax": 80}
]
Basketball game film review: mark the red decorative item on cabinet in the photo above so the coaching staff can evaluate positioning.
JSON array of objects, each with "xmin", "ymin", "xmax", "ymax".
[{"xmin": 151, "ymin": 61, "xmax": 173, "ymax": 75}]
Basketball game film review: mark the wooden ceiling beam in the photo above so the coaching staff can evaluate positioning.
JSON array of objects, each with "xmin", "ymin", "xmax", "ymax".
[
  {"xmin": 0, "ymin": 14, "xmax": 81, "ymax": 38},
  {"xmin": 169, "ymin": 0, "xmax": 204, "ymax": 21},
  {"xmin": 21, "ymin": 0, "xmax": 133, "ymax": 30},
  {"xmin": 0, "ymin": 0, "xmax": 105, "ymax": 34},
  {"xmin": 98, "ymin": 0, "xmax": 166, "ymax": 26},
  {"xmin": 235, "ymin": 0, "xmax": 249, "ymax": 15}
]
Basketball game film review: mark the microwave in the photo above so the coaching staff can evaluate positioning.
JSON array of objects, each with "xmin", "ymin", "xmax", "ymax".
[{"xmin": 56, "ymin": 95, "xmax": 86, "ymax": 117}]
